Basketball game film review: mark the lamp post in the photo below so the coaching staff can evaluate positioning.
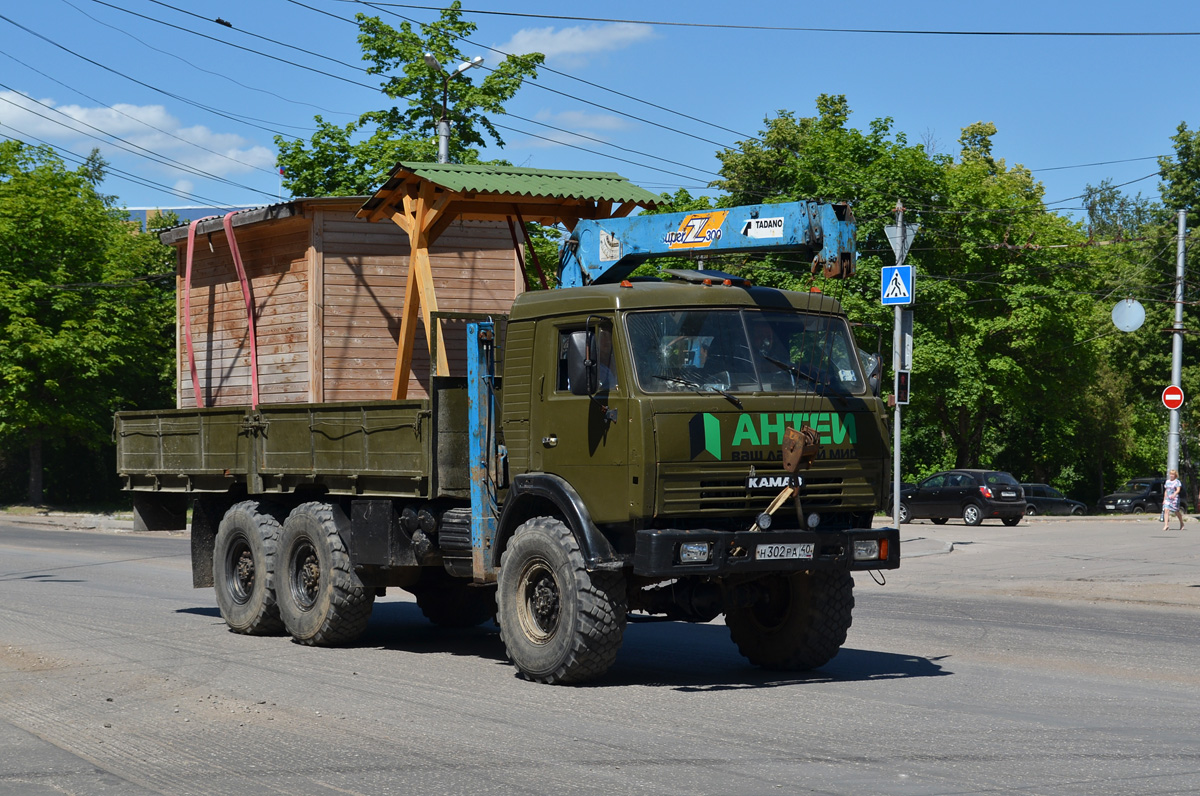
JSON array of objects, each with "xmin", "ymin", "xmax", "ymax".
[{"xmin": 423, "ymin": 53, "xmax": 483, "ymax": 164}]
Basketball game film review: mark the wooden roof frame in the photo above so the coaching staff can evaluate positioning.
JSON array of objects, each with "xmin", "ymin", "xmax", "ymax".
[{"xmin": 357, "ymin": 167, "xmax": 654, "ymax": 399}]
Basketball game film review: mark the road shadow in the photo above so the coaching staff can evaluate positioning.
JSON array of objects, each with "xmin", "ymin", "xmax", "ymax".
[
  {"xmin": 177, "ymin": 606, "xmax": 222, "ymax": 618},
  {"xmin": 175, "ymin": 599, "xmax": 950, "ymax": 690},
  {"xmin": 359, "ymin": 600, "xmax": 509, "ymax": 663},
  {"xmin": 599, "ymin": 618, "xmax": 950, "ymax": 690}
]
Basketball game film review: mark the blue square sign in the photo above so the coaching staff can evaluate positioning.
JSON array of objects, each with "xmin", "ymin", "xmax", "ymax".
[{"xmin": 881, "ymin": 265, "xmax": 913, "ymax": 306}]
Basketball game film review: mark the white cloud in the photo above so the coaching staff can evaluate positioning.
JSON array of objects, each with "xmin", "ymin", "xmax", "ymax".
[
  {"xmin": 496, "ymin": 23, "xmax": 656, "ymax": 68},
  {"xmin": 518, "ymin": 109, "xmax": 633, "ymax": 151},
  {"xmin": 0, "ymin": 90, "xmax": 274, "ymax": 179}
]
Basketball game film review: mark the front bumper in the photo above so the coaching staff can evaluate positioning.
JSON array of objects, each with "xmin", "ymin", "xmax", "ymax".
[{"xmin": 631, "ymin": 526, "xmax": 900, "ymax": 578}]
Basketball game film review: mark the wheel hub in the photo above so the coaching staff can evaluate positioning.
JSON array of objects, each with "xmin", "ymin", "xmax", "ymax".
[
  {"xmin": 290, "ymin": 543, "xmax": 321, "ymax": 610},
  {"xmin": 225, "ymin": 537, "xmax": 254, "ymax": 604},
  {"xmin": 518, "ymin": 561, "xmax": 560, "ymax": 643}
]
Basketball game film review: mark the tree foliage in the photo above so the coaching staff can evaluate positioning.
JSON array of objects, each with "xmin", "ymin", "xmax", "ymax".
[
  {"xmin": 705, "ymin": 96, "xmax": 1165, "ymax": 501},
  {"xmin": 0, "ymin": 141, "xmax": 175, "ymax": 504},
  {"xmin": 275, "ymin": 2, "xmax": 543, "ymax": 197}
]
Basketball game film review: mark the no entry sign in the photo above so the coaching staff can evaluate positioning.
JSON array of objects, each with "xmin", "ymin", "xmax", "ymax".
[{"xmin": 1163, "ymin": 385, "xmax": 1185, "ymax": 410}]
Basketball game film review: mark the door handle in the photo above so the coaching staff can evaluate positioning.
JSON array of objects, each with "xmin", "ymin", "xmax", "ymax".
[{"xmin": 542, "ymin": 434, "xmax": 558, "ymax": 448}]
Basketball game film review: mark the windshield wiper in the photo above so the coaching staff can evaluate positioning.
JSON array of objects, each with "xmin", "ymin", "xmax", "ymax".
[
  {"xmin": 653, "ymin": 374, "xmax": 743, "ymax": 409},
  {"xmin": 761, "ymin": 354, "xmax": 818, "ymax": 385}
]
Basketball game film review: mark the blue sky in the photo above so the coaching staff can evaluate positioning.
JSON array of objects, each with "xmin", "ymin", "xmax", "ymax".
[{"xmin": 1, "ymin": 0, "xmax": 1196, "ymax": 221}]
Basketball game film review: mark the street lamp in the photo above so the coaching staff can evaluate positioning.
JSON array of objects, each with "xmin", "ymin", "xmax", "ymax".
[{"xmin": 423, "ymin": 53, "xmax": 484, "ymax": 164}]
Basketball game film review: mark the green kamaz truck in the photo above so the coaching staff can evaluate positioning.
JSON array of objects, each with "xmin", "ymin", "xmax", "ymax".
[{"xmin": 116, "ymin": 198, "xmax": 899, "ymax": 684}]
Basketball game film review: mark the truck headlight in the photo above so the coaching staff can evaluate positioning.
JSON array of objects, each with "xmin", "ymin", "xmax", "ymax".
[
  {"xmin": 679, "ymin": 542, "xmax": 712, "ymax": 563},
  {"xmin": 853, "ymin": 539, "xmax": 881, "ymax": 561}
]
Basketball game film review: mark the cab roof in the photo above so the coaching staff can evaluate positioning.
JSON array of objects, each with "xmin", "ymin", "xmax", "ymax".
[{"xmin": 508, "ymin": 281, "xmax": 845, "ymax": 321}]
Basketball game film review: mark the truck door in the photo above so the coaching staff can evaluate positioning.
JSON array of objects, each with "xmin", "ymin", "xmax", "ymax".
[{"xmin": 529, "ymin": 317, "xmax": 630, "ymax": 525}]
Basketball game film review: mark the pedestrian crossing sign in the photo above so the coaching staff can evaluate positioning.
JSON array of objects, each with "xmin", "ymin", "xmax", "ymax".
[{"xmin": 881, "ymin": 265, "xmax": 913, "ymax": 306}]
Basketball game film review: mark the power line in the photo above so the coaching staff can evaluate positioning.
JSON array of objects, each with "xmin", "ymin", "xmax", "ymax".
[
  {"xmin": 339, "ymin": 0, "xmax": 747, "ymax": 148},
  {"xmin": 0, "ymin": 86, "xmax": 279, "ymax": 200},
  {"xmin": 0, "ymin": 50, "xmax": 280, "ymax": 178},
  {"xmin": 132, "ymin": 0, "xmax": 737, "ymax": 169},
  {"xmin": 63, "ymin": 1, "xmax": 723, "ymax": 181},
  {"xmin": 0, "ymin": 12, "xmax": 310, "ymax": 139},
  {"xmin": 0, "ymin": 124, "xmax": 251, "ymax": 208},
  {"xmin": 335, "ymin": 4, "xmax": 1200, "ymax": 36},
  {"xmin": 1031, "ymin": 155, "xmax": 1164, "ymax": 173},
  {"xmin": 63, "ymin": 0, "xmax": 357, "ymax": 120}
]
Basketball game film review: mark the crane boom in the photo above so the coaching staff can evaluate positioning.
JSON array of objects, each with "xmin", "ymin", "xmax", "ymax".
[{"xmin": 558, "ymin": 200, "xmax": 856, "ymax": 288}]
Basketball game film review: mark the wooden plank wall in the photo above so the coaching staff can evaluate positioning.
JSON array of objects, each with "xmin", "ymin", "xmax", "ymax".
[
  {"xmin": 321, "ymin": 212, "xmax": 522, "ymax": 401},
  {"xmin": 175, "ymin": 206, "xmax": 522, "ymax": 407},
  {"xmin": 176, "ymin": 217, "xmax": 310, "ymax": 408}
]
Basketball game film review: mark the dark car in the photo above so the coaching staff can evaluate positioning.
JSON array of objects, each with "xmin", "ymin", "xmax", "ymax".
[
  {"xmin": 899, "ymin": 469, "xmax": 1026, "ymax": 526},
  {"xmin": 1097, "ymin": 477, "xmax": 1168, "ymax": 514},
  {"xmin": 1020, "ymin": 483, "xmax": 1087, "ymax": 516},
  {"xmin": 885, "ymin": 482, "xmax": 916, "ymax": 513}
]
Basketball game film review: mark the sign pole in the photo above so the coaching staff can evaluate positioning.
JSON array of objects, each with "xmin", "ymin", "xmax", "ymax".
[
  {"xmin": 892, "ymin": 201, "xmax": 905, "ymax": 530},
  {"xmin": 882, "ymin": 201, "xmax": 917, "ymax": 529},
  {"xmin": 1168, "ymin": 209, "xmax": 1186, "ymax": 476}
]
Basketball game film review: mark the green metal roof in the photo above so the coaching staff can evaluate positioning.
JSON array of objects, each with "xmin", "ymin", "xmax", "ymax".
[
  {"xmin": 395, "ymin": 161, "xmax": 660, "ymax": 204},
  {"xmin": 359, "ymin": 161, "xmax": 660, "ymax": 219}
]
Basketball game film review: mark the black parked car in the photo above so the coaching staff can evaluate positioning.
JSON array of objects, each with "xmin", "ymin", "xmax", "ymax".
[
  {"xmin": 899, "ymin": 469, "xmax": 1027, "ymax": 526},
  {"xmin": 1097, "ymin": 478, "xmax": 1168, "ymax": 514},
  {"xmin": 1020, "ymin": 483, "xmax": 1087, "ymax": 516}
]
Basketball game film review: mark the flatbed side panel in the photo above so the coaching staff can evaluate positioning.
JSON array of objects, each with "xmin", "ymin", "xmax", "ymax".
[
  {"xmin": 433, "ymin": 378, "xmax": 470, "ymax": 498},
  {"xmin": 115, "ymin": 408, "xmax": 249, "ymax": 478},
  {"xmin": 257, "ymin": 400, "xmax": 433, "ymax": 497}
]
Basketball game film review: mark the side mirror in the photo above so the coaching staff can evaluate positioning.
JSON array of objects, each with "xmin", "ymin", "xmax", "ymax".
[
  {"xmin": 566, "ymin": 330, "xmax": 597, "ymax": 395},
  {"xmin": 863, "ymin": 351, "xmax": 882, "ymax": 396}
]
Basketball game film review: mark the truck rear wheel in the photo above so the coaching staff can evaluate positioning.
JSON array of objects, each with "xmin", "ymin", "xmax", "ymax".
[
  {"xmin": 497, "ymin": 517, "xmax": 626, "ymax": 684},
  {"xmin": 726, "ymin": 571, "xmax": 854, "ymax": 670},
  {"xmin": 276, "ymin": 502, "xmax": 374, "ymax": 646},
  {"xmin": 412, "ymin": 569, "xmax": 496, "ymax": 628},
  {"xmin": 212, "ymin": 501, "xmax": 285, "ymax": 635}
]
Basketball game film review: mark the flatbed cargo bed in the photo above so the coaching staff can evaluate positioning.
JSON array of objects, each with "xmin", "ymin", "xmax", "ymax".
[{"xmin": 115, "ymin": 379, "xmax": 470, "ymax": 499}]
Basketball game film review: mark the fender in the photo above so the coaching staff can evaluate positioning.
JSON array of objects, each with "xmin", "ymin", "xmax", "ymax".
[{"xmin": 492, "ymin": 473, "xmax": 628, "ymax": 572}]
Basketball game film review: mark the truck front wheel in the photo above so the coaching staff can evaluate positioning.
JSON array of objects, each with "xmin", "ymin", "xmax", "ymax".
[
  {"xmin": 726, "ymin": 571, "xmax": 854, "ymax": 670},
  {"xmin": 212, "ymin": 501, "xmax": 285, "ymax": 635},
  {"xmin": 276, "ymin": 502, "xmax": 374, "ymax": 646},
  {"xmin": 497, "ymin": 517, "xmax": 627, "ymax": 684}
]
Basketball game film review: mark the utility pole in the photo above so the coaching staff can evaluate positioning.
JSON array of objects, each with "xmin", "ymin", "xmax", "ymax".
[
  {"xmin": 1168, "ymin": 209, "xmax": 1186, "ymax": 474},
  {"xmin": 423, "ymin": 53, "xmax": 483, "ymax": 165}
]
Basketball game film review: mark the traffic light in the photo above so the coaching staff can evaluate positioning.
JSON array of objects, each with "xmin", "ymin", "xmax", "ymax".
[{"xmin": 896, "ymin": 370, "xmax": 910, "ymax": 405}]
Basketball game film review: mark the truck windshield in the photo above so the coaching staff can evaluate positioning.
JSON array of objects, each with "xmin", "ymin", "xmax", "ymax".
[{"xmin": 625, "ymin": 309, "xmax": 866, "ymax": 395}]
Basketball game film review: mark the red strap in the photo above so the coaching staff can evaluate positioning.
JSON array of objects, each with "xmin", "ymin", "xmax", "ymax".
[
  {"xmin": 222, "ymin": 212, "xmax": 260, "ymax": 409},
  {"xmin": 182, "ymin": 218, "xmax": 214, "ymax": 408}
]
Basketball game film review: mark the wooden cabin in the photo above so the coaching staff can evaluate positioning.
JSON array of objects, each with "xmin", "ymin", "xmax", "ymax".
[{"xmin": 158, "ymin": 197, "xmax": 524, "ymax": 407}]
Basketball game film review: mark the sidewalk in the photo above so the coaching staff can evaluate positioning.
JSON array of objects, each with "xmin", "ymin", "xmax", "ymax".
[
  {"xmin": 0, "ymin": 509, "xmax": 137, "ymax": 533},
  {"xmin": 890, "ymin": 516, "xmax": 1200, "ymax": 609}
]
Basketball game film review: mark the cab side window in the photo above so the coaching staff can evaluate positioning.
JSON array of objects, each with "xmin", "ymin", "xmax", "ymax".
[{"xmin": 556, "ymin": 323, "xmax": 617, "ymax": 392}]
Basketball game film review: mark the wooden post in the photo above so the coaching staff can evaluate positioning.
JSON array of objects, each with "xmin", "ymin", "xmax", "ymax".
[{"xmin": 388, "ymin": 183, "xmax": 450, "ymax": 399}]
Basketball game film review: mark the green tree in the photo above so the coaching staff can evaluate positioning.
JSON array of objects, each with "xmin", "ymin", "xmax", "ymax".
[
  {"xmin": 1159, "ymin": 122, "xmax": 1200, "ymax": 227},
  {"xmin": 275, "ymin": 2, "xmax": 543, "ymax": 197},
  {"xmin": 0, "ymin": 142, "xmax": 175, "ymax": 505},
  {"xmin": 710, "ymin": 99, "xmax": 1109, "ymax": 490}
]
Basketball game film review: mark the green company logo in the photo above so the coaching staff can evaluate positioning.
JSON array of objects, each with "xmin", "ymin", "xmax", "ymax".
[{"xmin": 691, "ymin": 412, "xmax": 858, "ymax": 461}]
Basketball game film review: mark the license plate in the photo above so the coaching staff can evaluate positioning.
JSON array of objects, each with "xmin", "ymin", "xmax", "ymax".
[
  {"xmin": 1001, "ymin": 490, "xmax": 1016, "ymax": 498},
  {"xmin": 756, "ymin": 542, "xmax": 814, "ymax": 561},
  {"xmin": 1105, "ymin": 504, "xmax": 1115, "ymax": 510}
]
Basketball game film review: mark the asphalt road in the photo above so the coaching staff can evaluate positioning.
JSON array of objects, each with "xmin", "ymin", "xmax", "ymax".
[{"xmin": 1, "ymin": 513, "xmax": 1197, "ymax": 795}]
